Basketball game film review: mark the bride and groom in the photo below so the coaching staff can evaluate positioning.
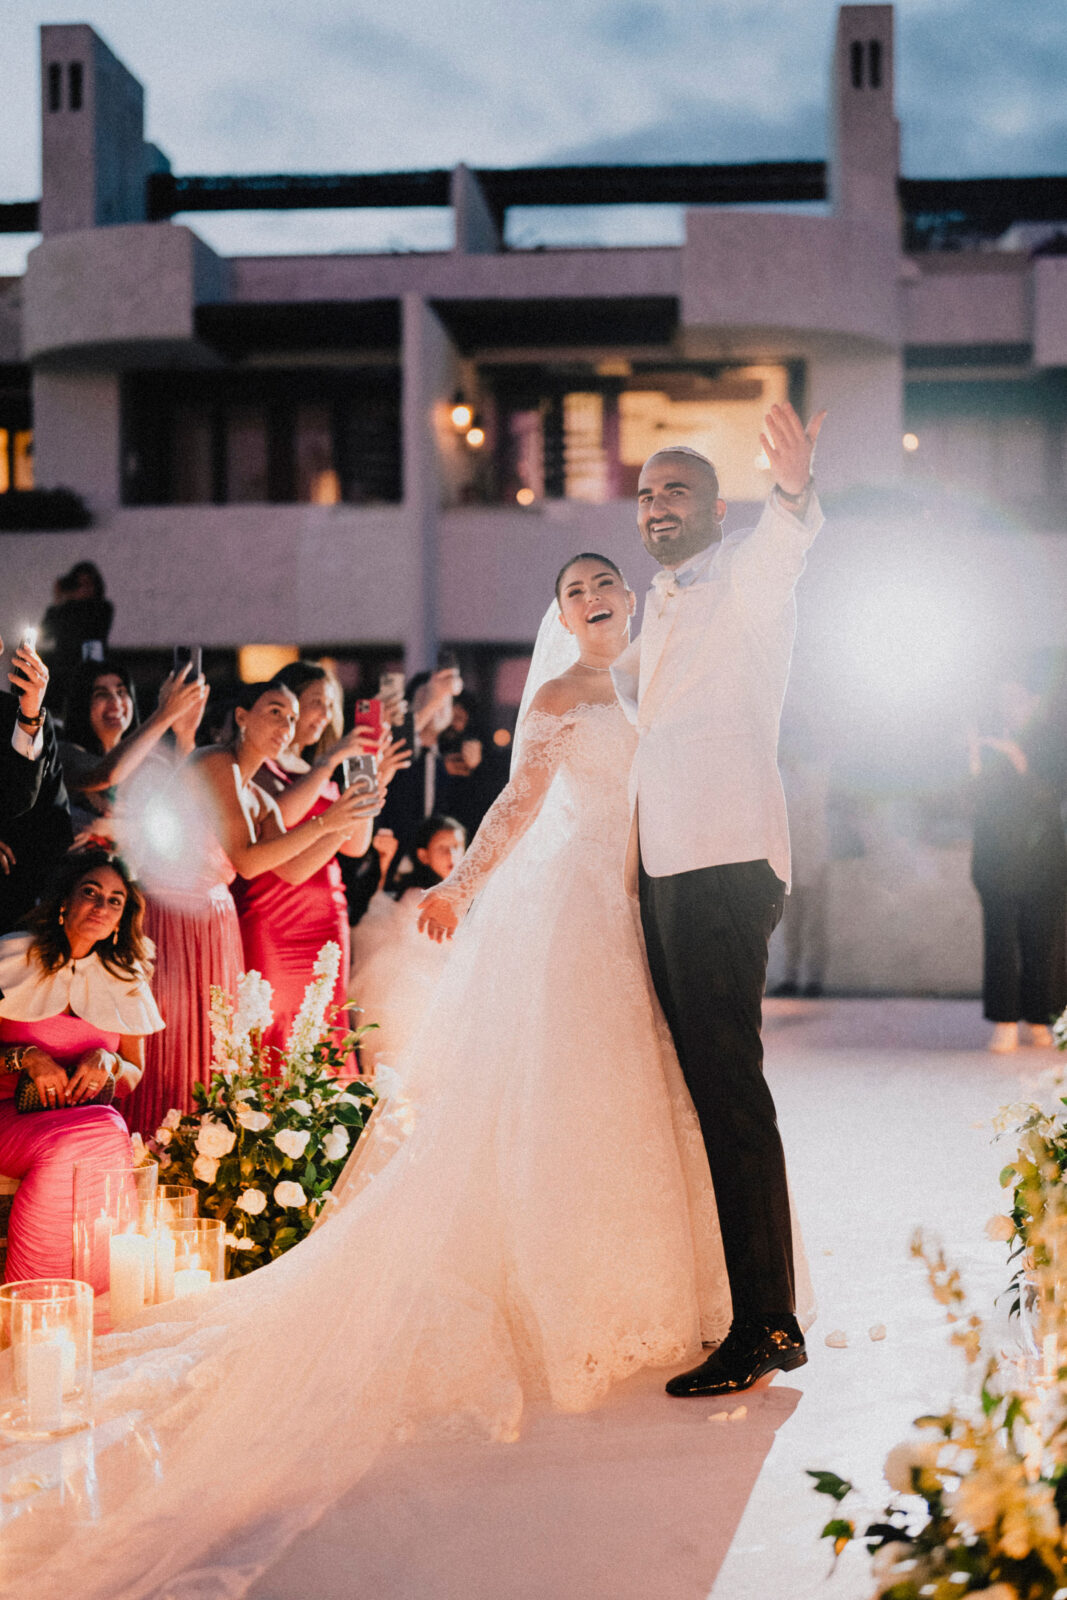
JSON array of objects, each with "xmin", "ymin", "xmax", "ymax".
[
  {"xmin": 15, "ymin": 402, "xmax": 823, "ymax": 1600},
  {"xmin": 418, "ymin": 396, "xmax": 825, "ymax": 1401}
]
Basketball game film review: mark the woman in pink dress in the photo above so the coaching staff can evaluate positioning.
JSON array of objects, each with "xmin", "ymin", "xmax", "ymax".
[
  {"xmin": 190, "ymin": 681, "xmax": 383, "ymax": 1066},
  {"xmin": 0, "ymin": 848, "xmax": 164, "ymax": 1290},
  {"xmin": 57, "ymin": 657, "xmax": 244, "ymax": 1139}
]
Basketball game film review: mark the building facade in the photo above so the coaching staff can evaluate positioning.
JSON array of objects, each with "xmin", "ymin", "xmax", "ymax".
[{"xmin": 2, "ymin": 5, "xmax": 1067, "ymax": 992}]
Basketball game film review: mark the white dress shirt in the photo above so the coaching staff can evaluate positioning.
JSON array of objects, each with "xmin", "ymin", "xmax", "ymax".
[
  {"xmin": 10, "ymin": 720, "xmax": 43, "ymax": 762},
  {"xmin": 612, "ymin": 490, "xmax": 823, "ymax": 889}
]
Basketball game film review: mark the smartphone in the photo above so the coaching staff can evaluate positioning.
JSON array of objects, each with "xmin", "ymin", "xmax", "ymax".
[
  {"xmin": 173, "ymin": 645, "xmax": 203, "ymax": 677},
  {"xmin": 354, "ymin": 697, "xmax": 384, "ymax": 739},
  {"xmin": 345, "ymin": 752, "xmax": 377, "ymax": 795},
  {"xmin": 81, "ymin": 639, "xmax": 103, "ymax": 663}
]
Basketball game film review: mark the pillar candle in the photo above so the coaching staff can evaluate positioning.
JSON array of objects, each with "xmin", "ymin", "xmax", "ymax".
[
  {"xmin": 154, "ymin": 1231, "xmax": 176, "ymax": 1303},
  {"xmin": 26, "ymin": 1338, "xmax": 65, "ymax": 1432},
  {"xmin": 172, "ymin": 1268, "xmax": 210, "ymax": 1300},
  {"xmin": 109, "ymin": 1233, "xmax": 146, "ymax": 1324}
]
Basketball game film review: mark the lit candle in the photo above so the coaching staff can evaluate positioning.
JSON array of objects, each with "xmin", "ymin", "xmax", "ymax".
[
  {"xmin": 172, "ymin": 1267, "xmax": 210, "ymax": 1300},
  {"xmin": 26, "ymin": 1337, "xmax": 64, "ymax": 1432},
  {"xmin": 109, "ymin": 1233, "xmax": 146, "ymax": 1323},
  {"xmin": 1043, "ymin": 1333, "xmax": 1058, "ymax": 1380},
  {"xmin": 154, "ymin": 1230, "xmax": 176, "ymax": 1303}
]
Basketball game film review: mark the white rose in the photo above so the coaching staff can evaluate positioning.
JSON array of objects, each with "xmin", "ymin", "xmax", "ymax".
[
  {"xmin": 236, "ymin": 1187, "xmax": 268, "ymax": 1215},
  {"xmin": 274, "ymin": 1180, "xmax": 307, "ymax": 1208},
  {"xmin": 274, "ymin": 1128, "xmax": 311, "ymax": 1159},
  {"xmin": 154, "ymin": 1127, "xmax": 173, "ymax": 1147},
  {"xmin": 193, "ymin": 1153, "xmax": 219, "ymax": 1184},
  {"xmin": 236, "ymin": 1107, "xmax": 271, "ymax": 1133},
  {"xmin": 162, "ymin": 1108, "xmax": 183, "ymax": 1130},
  {"xmin": 196, "ymin": 1120, "xmax": 237, "ymax": 1158},
  {"xmin": 233, "ymin": 1088, "xmax": 257, "ymax": 1103},
  {"xmin": 984, "ymin": 1213, "xmax": 1015, "ymax": 1242},
  {"xmin": 323, "ymin": 1126, "xmax": 349, "ymax": 1162},
  {"xmin": 287, "ymin": 1099, "xmax": 312, "ymax": 1118},
  {"xmin": 233, "ymin": 1236, "xmax": 256, "ymax": 1251}
]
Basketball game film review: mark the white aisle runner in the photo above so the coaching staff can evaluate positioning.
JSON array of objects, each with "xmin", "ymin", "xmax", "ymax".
[{"xmin": 249, "ymin": 1000, "xmax": 1035, "ymax": 1600}]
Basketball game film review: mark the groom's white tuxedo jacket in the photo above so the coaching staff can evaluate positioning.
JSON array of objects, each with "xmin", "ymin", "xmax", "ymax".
[{"xmin": 612, "ymin": 491, "xmax": 823, "ymax": 894}]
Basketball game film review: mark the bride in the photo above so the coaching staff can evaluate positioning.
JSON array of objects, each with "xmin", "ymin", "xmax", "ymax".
[{"xmin": 6, "ymin": 555, "xmax": 808, "ymax": 1600}]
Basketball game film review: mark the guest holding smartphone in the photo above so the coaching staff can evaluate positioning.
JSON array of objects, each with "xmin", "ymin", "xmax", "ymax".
[
  {"xmin": 0, "ymin": 628, "xmax": 72, "ymax": 934},
  {"xmin": 205, "ymin": 675, "xmax": 401, "ymax": 1065}
]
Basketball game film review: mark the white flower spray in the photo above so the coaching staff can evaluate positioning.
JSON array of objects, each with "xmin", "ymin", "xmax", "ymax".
[{"xmin": 284, "ymin": 941, "xmax": 342, "ymax": 1069}]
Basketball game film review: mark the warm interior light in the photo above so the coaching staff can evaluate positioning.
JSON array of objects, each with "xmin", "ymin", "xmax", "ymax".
[
  {"xmin": 515, "ymin": 487, "xmax": 535, "ymax": 506},
  {"xmin": 493, "ymin": 728, "xmax": 512, "ymax": 748},
  {"xmin": 238, "ymin": 644, "xmax": 299, "ymax": 682},
  {"xmin": 465, "ymin": 426, "xmax": 486, "ymax": 449},
  {"xmin": 903, "ymin": 432, "xmax": 920, "ymax": 452},
  {"xmin": 450, "ymin": 396, "xmax": 473, "ymax": 431}
]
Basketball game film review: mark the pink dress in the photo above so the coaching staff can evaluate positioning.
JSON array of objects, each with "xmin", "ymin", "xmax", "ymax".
[
  {"xmin": 231, "ymin": 764, "xmax": 351, "ymax": 1064},
  {"xmin": 0, "ymin": 1016, "xmax": 131, "ymax": 1290},
  {"xmin": 122, "ymin": 847, "xmax": 244, "ymax": 1139},
  {"xmin": 0, "ymin": 933, "xmax": 165, "ymax": 1291}
]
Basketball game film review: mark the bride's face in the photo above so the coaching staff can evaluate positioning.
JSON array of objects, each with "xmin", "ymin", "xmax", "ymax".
[{"xmin": 557, "ymin": 560, "xmax": 634, "ymax": 650}]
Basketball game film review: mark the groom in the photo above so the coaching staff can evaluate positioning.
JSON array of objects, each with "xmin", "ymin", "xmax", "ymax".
[{"xmin": 611, "ymin": 400, "xmax": 825, "ymax": 1396}]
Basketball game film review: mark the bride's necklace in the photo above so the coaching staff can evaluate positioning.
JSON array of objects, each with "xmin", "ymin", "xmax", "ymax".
[{"xmin": 575, "ymin": 660, "xmax": 613, "ymax": 674}]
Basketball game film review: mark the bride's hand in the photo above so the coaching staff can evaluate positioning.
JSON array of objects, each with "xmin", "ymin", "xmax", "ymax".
[{"xmin": 417, "ymin": 890, "xmax": 459, "ymax": 943}]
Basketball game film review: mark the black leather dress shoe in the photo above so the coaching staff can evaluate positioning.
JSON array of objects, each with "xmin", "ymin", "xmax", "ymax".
[{"xmin": 665, "ymin": 1316, "xmax": 807, "ymax": 1397}]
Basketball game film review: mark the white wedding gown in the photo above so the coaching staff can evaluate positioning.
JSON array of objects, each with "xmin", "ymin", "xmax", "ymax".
[{"xmin": 1, "ymin": 700, "xmax": 810, "ymax": 1600}]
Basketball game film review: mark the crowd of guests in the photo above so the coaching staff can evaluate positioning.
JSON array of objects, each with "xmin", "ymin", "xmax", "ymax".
[{"xmin": 0, "ymin": 599, "xmax": 499, "ymax": 1292}]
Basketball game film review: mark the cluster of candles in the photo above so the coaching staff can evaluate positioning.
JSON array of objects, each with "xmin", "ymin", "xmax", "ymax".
[
  {"xmin": 101, "ymin": 1190, "xmax": 225, "ymax": 1327},
  {"xmin": 71, "ymin": 1165, "xmax": 227, "ymax": 1332},
  {"xmin": 0, "ymin": 1278, "xmax": 93, "ymax": 1439}
]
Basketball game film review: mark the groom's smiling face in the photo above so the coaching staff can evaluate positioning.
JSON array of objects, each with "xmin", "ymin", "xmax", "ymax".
[{"xmin": 637, "ymin": 452, "xmax": 726, "ymax": 569}]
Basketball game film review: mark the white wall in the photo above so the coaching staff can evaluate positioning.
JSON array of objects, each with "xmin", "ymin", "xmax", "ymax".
[{"xmin": 31, "ymin": 369, "xmax": 121, "ymax": 513}]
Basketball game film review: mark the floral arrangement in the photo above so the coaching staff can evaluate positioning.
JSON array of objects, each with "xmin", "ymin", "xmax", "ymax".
[
  {"xmin": 811, "ymin": 1202, "xmax": 1067, "ymax": 1598},
  {"xmin": 150, "ymin": 943, "xmax": 377, "ymax": 1277}
]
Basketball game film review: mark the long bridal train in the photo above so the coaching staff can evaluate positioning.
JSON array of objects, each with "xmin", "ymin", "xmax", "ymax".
[{"xmin": 4, "ymin": 700, "xmax": 811, "ymax": 1600}]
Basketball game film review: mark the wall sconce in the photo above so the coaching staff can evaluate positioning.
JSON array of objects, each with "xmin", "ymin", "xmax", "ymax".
[
  {"xmin": 450, "ymin": 392, "xmax": 473, "ymax": 432},
  {"xmin": 465, "ymin": 419, "xmax": 486, "ymax": 449}
]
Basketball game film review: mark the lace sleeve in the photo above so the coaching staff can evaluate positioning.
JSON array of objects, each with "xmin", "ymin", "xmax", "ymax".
[{"xmin": 430, "ymin": 707, "xmax": 576, "ymax": 913}]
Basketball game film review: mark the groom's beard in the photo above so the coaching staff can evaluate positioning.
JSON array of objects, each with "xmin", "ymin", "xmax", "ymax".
[{"xmin": 644, "ymin": 521, "xmax": 723, "ymax": 568}]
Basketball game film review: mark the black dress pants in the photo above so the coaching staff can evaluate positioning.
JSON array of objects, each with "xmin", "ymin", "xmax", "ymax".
[
  {"xmin": 978, "ymin": 887, "xmax": 1067, "ymax": 1024},
  {"xmin": 639, "ymin": 857, "xmax": 794, "ymax": 1323}
]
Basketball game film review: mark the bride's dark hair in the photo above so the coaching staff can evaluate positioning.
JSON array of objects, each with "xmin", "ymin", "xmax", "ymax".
[{"xmin": 554, "ymin": 552, "xmax": 626, "ymax": 602}]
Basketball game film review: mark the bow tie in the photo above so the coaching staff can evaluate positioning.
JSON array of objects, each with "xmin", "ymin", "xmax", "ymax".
[{"xmin": 652, "ymin": 569, "xmax": 681, "ymax": 599}]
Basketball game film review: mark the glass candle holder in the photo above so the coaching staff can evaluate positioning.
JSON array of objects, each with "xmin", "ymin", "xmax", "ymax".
[
  {"xmin": 165, "ymin": 1218, "xmax": 226, "ymax": 1300},
  {"xmin": 0, "ymin": 1279, "xmax": 93, "ymax": 1439},
  {"xmin": 73, "ymin": 1164, "xmax": 160, "ymax": 1328},
  {"xmin": 155, "ymin": 1185, "xmax": 197, "ymax": 1226}
]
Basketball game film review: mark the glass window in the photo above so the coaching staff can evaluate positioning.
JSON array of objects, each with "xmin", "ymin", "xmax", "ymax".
[
  {"xmin": 171, "ymin": 405, "xmax": 214, "ymax": 504},
  {"xmin": 562, "ymin": 392, "xmax": 609, "ymax": 503},
  {"xmin": 294, "ymin": 403, "xmax": 339, "ymax": 504},
  {"xmin": 47, "ymin": 63, "xmax": 62, "ymax": 113},
  {"xmin": 68, "ymin": 62, "xmax": 83, "ymax": 112},
  {"xmin": 0, "ymin": 430, "xmax": 8, "ymax": 494},
  {"xmin": 618, "ymin": 365, "xmax": 789, "ymax": 501},
  {"xmin": 13, "ymin": 431, "xmax": 33, "ymax": 490},
  {"xmin": 225, "ymin": 406, "xmax": 270, "ymax": 503}
]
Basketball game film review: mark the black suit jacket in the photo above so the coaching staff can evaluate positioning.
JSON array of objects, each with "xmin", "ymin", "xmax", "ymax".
[{"xmin": 0, "ymin": 693, "xmax": 73, "ymax": 933}]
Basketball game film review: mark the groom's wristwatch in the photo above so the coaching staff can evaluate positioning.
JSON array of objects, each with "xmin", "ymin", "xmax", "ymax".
[{"xmin": 775, "ymin": 476, "xmax": 813, "ymax": 506}]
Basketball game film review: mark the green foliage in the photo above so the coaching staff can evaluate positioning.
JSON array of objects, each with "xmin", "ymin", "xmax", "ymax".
[{"xmin": 152, "ymin": 1040, "xmax": 376, "ymax": 1277}]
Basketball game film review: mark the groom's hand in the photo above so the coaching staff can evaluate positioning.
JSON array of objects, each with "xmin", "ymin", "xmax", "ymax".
[
  {"xmin": 760, "ymin": 402, "xmax": 826, "ymax": 498},
  {"xmin": 417, "ymin": 890, "xmax": 459, "ymax": 943}
]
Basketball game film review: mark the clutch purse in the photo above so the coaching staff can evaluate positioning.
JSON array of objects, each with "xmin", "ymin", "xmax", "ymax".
[{"xmin": 14, "ymin": 1066, "xmax": 116, "ymax": 1113}]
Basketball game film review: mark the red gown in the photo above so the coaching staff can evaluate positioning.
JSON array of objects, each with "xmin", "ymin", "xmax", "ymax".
[{"xmin": 231, "ymin": 764, "xmax": 351, "ymax": 1066}]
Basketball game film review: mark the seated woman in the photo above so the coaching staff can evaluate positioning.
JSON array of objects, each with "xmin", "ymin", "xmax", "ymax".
[
  {"xmin": 0, "ymin": 848, "xmax": 164, "ymax": 1290},
  {"xmin": 190, "ymin": 682, "xmax": 384, "ymax": 1064},
  {"xmin": 349, "ymin": 814, "xmax": 467, "ymax": 1076}
]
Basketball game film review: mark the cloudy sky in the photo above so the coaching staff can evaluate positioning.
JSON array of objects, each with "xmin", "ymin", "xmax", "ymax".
[{"xmin": 1, "ymin": 0, "xmax": 1065, "ymax": 270}]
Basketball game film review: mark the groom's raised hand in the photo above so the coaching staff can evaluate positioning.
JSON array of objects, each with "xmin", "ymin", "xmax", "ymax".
[{"xmin": 760, "ymin": 402, "xmax": 826, "ymax": 498}]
